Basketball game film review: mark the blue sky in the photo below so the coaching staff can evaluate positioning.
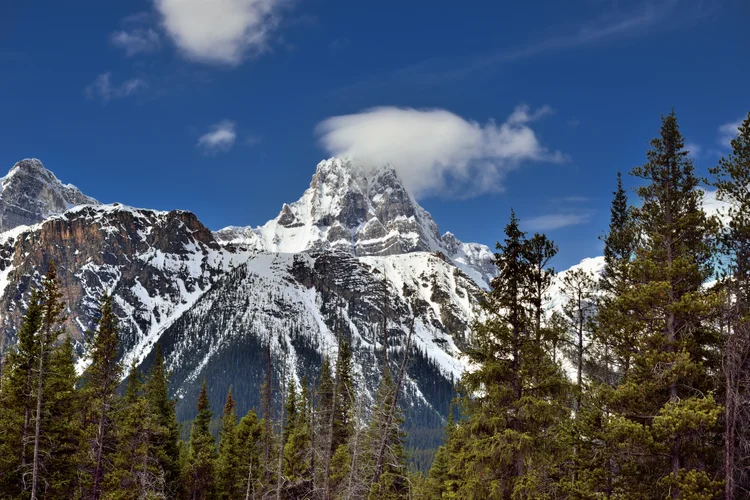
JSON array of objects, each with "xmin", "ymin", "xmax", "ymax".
[{"xmin": 0, "ymin": 0, "xmax": 747, "ymax": 269}]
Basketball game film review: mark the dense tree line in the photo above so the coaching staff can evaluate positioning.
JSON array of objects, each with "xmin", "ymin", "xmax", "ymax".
[
  {"xmin": 0, "ymin": 111, "xmax": 749, "ymax": 499},
  {"xmin": 424, "ymin": 111, "xmax": 750, "ymax": 499},
  {"xmin": 0, "ymin": 267, "xmax": 415, "ymax": 499}
]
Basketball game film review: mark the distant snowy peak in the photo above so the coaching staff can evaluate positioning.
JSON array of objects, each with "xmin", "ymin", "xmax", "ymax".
[
  {"xmin": 257, "ymin": 157, "xmax": 444, "ymax": 255},
  {"xmin": 215, "ymin": 157, "xmax": 497, "ymax": 287},
  {"xmin": 0, "ymin": 158, "xmax": 99, "ymax": 232}
]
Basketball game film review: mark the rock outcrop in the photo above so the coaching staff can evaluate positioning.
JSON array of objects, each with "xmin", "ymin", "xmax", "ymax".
[{"xmin": 0, "ymin": 159, "xmax": 98, "ymax": 232}]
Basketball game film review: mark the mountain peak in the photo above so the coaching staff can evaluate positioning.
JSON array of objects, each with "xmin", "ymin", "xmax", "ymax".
[
  {"xmin": 215, "ymin": 157, "xmax": 497, "ymax": 287},
  {"xmin": 0, "ymin": 158, "xmax": 99, "ymax": 232}
]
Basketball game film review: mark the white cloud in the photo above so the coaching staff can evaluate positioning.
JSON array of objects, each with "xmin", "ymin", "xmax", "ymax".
[
  {"xmin": 154, "ymin": 0, "xmax": 285, "ymax": 65},
  {"xmin": 111, "ymin": 28, "xmax": 161, "ymax": 56},
  {"xmin": 685, "ymin": 142, "xmax": 701, "ymax": 158},
  {"xmin": 719, "ymin": 119, "xmax": 742, "ymax": 147},
  {"xmin": 525, "ymin": 212, "xmax": 591, "ymax": 231},
  {"xmin": 316, "ymin": 105, "xmax": 564, "ymax": 198},
  {"xmin": 701, "ymin": 188, "xmax": 731, "ymax": 225},
  {"xmin": 197, "ymin": 121, "xmax": 237, "ymax": 153},
  {"xmin": 85, "ymin": 73, "xmax": 146, "ymax": 102}
]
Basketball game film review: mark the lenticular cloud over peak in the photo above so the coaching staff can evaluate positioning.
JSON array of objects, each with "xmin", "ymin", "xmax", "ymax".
[{"xmin": 316, "ymin": 105, "xmax": 565, "ymax": 199}]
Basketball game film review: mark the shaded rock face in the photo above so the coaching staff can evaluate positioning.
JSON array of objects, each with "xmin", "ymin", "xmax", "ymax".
[
  {"xmin": 0, "ymin": 205, "xmax": 232, "ymax": 358},
  {"xmin": 0, "ymin": 159, "xmax": 99, "ymax": 233}
]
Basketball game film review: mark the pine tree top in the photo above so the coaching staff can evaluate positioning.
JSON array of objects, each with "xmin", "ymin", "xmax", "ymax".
[{"xmin": 223, "ymin": 387, "xmax": 236, "ymax": 416}]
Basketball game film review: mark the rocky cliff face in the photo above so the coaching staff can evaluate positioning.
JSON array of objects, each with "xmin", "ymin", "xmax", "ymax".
[
  {"xmin": 0, "ymin": 204, "xmax": 243, "ymax": 361},
  {"xmin": 0, "ymin": 159, "xmax": 99, "ymax": 233}
]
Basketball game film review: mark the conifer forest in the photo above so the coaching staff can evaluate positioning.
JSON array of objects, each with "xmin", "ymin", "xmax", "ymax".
[{"xmin": 1, "ymin": 111, "xmax": 750, "ymax": 500}]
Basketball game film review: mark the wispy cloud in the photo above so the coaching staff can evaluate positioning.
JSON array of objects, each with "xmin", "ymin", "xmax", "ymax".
[
  {"xmin": 718, "ymin": 119, "xmax": 742, "ymax": 147},
  {"xmin": 197, "ymin": 120, "xmax": 237, "ymax": 154},
  {"xmin": 111, "ymin": 28, "xmax": 161, "ymax": 56},
  {"xmin": 85, "ymin": 73, "xmax": 147, "ymax": 102},
  {"xmin": 334, "ymin": 0, "xmax": 708, "ymax": 95},
  {"xmin": 685, "ymin": 142, "xmax": 702, "ymax": 158},
  {"xmin": 558, "ymin": 196, "xmax": 590, "ymax": 203},
  {"xmin": 317, "ymin": 104, "xmax": 565, "ymax": 199},
  {"xmin": 525, "ymin": 212, "xmax": 592, "ymax": 231},
  {"xmin": 154, "ymin": 0, "xmax": 289, "ymax": 65}
]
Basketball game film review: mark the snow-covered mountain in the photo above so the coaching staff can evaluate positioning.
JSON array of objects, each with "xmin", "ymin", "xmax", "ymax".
[
  {"xmin": 0, "ymin": 203, "xmax": 246, "ymax": 358},
  {"xmin": 0, "ymin": 158, "xmax": 492, "ymax": 438},
  {"xmin": 0, "ymin": 159, "xmax": 99, "ymax": 232},
  {"xmin": 214, "ymin": 158, "xmax": 496, "ymax": 288},
  {"xmin": 152, "ymin": 251, "xmax": 480, "ymax": 424},
  {"xmin": 0, "ymin": 155, "xmax": 630, "ymax": 448}
]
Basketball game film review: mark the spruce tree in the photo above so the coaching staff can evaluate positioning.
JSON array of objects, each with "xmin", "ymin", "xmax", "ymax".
[
  {"xmin": 216, "ymin": 388, "xmax": 242, "ymax": 500},
  {"xmin": 237, "ymin": 409, "xmax": 264, "ymax": 499},
  {"xmin": 145, "ymin": 344, "xmax": 181, "ymax": 496},
  {"xmin": 0, "ymin": 289, "xmax": 42, "ymax": 495},
  {"xmin": 525, "ymin": 232, "xmax": 558, "ymax": 339},
  {"xmin": 44, "ymin": 335, "xmax": 82, "ymax": 498},
  {"xmin": 283, "ymin": 380, "xmax": 312, "ymax": 488},
  {"xmin": 332, "ymin": 339, "xmax": 355, "ymax": 452},
  {"xmin": 596, "ymin": 171, "xmax": 639, "ymax": 384},
  {"xmin": 186, "ymin": 380, "xmax": 217, "ymax": 500},
  {"xmin": 108, "ymin": 361, "xmax": 165, "ymax": 499},
  {"xmin": 600, "ymin": 171, "xmax": 636, "ymax": 294},
  {"xmin": 608, "ymin": 111, "xmax": 723, "ymax": 497},
  {"xmin": 315, "ymin": 355, "xmax": 334, "ymax": 491},
  {"xmin": 31, "ymin": 262, "xmax": 67, "ymax": 500},
  {"xmin": 443, "ymin": 211, "xmax": 571, "ymax": 498},
  {"xmin": 82, "ymin": 293, "xmax": 123, "ymax": 500}
]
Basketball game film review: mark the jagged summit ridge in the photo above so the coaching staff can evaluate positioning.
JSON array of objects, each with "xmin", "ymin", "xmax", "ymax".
[
  {"xmin": 215, "ymin": 157, "xmax": 496, "ymax": 287},
  {"xmin": 0, "ymin": 158, "xmax": 99, "ymax": 232}
]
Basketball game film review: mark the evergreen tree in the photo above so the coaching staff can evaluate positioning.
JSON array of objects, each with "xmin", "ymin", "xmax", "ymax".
[
  {"xmin": 608, "ymin": 111, "xmax": 723, "ymax": 497},
  {"xmin": 186, "ymin": 380, "xmax": 217, "ymax": 500},
  {"xmin": 216, "ymin": 388, "xmax": 242, "ymax": 500},
  {"xmin": 596, "ymin": 171, "xmax": 639, "ymax": 384},
  {"xmin": 332, "ymin": 339, "xmax": 355, "ymax": 452},
  {"xmin": 525, "ymin": 232, "xmax": 558, "ymax": 339},
  {"xmin": 283, "ymin": 381, "xmax": 298, "ymax": 450},
  {"xmin": 31, "ymin": 262, "xmax": 67, "ymax": 500},
  {"xmin": 0, "ymin": 289, "xmax": 42, "ymax": 495},
  {"xmin": 709, "ymin": 111, "xmax": 750, "ymax": 497},
  {"xmin": 600, "ymin": 171, "xmax": 636, "ymax": 294},
  {"xmin": 315, "ymin": 355, "xmax": 334, "ymax": 491},
  {"xmin": 424, "ymin": 404, "xmax": 456, "ymax": 498},
  {"xmin": 260, "ymin": 340, "xmax": 273, "ymax": 490},
  {"xmin": 44, "ymin": 335, "xmax": 82, "ymax": 498},
  {"xmin": 82, "ymin": 293, "xmax": 123, "ymax": 500},
  {"xmin": 107, "ymin": 361, "xmax": 166, "ymax": 499},
  {"xmin": 237, "ymin": 409, "xmax": 264, "ymax": 499},
  {"xmin": 282, "ymin": 380, "xmax": 313, "ymax": 496},
  {"xmin": 145, "ymin": 344, "xmax": 181, "ymax": 496},
  {"xmin": 442, "ymin": 211, "xmax": 571, "ymax": 498}
]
